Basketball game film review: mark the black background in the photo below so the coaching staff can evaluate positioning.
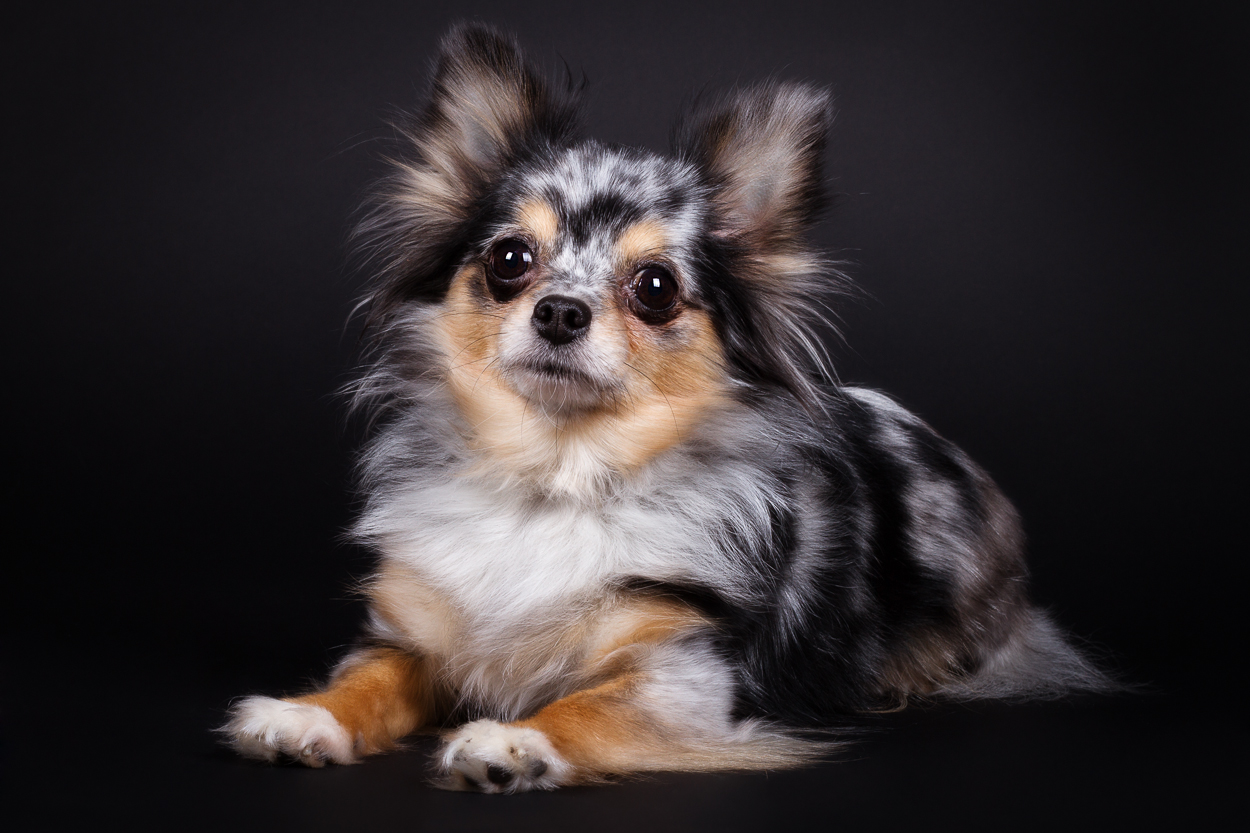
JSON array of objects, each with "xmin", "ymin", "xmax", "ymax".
[{"xmin": 9, "ymin": 1, "xmax": 1246, "ymax": 829}]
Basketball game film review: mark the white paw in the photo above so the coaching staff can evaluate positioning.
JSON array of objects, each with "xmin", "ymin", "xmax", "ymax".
[
  {"xmin": 437, "ymin": 720, "xmax": 571, "ymax": 793},
  {"xmin": 221, "ymin": 695, "xmax": 356, "ymax": 767}
]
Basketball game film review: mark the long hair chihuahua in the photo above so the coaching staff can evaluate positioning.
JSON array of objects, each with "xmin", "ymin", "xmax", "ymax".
[{"xmin": 222, "ymin": 24, "xmax": 1109, "ymax": 792}]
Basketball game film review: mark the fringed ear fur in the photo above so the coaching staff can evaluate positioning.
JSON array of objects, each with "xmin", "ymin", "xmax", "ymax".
[
  {"xmin": 673, "ymin": 84, "xmax": 840, "ymax": 409},
  {"xmin": 414, "ymin": 24, "xmax": 580, "ymax": 206},
  {"xmin": 673, "ymin": 83, "xmax": 831, "ymax": 252},
  {"xmin": 356, "ymin": 24, "xmax": 580, "ymax": 319}
]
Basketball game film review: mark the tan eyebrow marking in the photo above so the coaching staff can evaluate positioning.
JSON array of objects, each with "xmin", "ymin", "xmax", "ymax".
[
  {"xmin": 515, "ymin": 199, "xmax": 560, "ymax": 243},
  {"xmin": 615, "ymin": 219, "xmax": 668, "ymax": 264}
]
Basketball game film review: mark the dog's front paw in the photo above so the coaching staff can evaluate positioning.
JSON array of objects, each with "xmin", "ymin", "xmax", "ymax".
[
  {"xmin": 437, "ymin": 720, "xmax": 571, "ymax": 793},
  {"xmin": 221, "ymin": 695, "xmax": 356, "ymax": 767}
]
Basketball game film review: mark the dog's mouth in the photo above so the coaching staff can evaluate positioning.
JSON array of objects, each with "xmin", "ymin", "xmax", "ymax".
[
  {"xmin": 529, "ymin": 361, "xmax": 597, "ymax": 384},
  {"xmin": 505, "ymin": 358, "xmax": 616, "ymax": 412}
]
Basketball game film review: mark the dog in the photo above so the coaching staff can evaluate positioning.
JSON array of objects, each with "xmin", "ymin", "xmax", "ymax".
[{"xmin": 221, "ymin": 24, "xmax": 1109, "ymax": 792}]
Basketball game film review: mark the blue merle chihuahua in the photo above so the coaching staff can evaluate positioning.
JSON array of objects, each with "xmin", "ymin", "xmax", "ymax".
[{"xmin": 222, "ymin": 24, "xmax": 1109, "ymax": 792}]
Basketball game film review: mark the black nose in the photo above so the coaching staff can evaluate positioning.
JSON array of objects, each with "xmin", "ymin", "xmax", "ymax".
[{"xmin": 532, "ymin": 295, "xmax": 592, "ymax": 345}]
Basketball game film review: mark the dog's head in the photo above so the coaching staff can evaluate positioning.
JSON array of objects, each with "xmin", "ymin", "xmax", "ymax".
[{"xmin": 357, "ymin": 25, "xmax": 836, "ymax": 494}]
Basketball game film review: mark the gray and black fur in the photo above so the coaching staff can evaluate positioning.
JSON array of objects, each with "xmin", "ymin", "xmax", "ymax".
[
  {"xmin": 222, "ymin": 24, "xmax": 1111, "ymax": 789},
  {"xmin": 352, "ymin": 22, "xmax": 1108, "ymax": 724}
]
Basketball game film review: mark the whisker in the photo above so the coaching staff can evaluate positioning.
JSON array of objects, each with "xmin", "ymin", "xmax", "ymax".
[
  {"xmin": 624, "ymin": 362, "xmax": 680, "ymax": 439},
  {"xmin": 470, "ymin": 356, "xmax": 502, "ymax": 395},
  {"xmin": 446, "ymin": 331, "xmax": 505, "ymax": 366}
]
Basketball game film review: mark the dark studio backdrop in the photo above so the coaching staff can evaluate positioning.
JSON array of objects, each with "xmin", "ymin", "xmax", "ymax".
[{"xmin": 8, "ymin": 1, "xmax": 1245, "ymax": 829}]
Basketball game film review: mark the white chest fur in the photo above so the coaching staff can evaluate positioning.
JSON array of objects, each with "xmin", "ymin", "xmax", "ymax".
[
  {"xmin": 355, "ymin": 430, "xmax": 803, "ymax": 715},
  {"xmin": 361, "ymin": 475, "xmax": 723, "ymax": 717},
  {"xmin": 376, "ymin": 479, "xmax": 710, "ymax": 610}
]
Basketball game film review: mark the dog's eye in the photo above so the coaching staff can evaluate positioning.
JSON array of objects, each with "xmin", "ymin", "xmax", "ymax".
[
  {"xmin": 632, "ymin": 266, "xmax": 679, "ymax": 317},
  {"xmin": 486, "ymin": 239, "xmax": 534, "ymax": 301},
  {"xmin": 490, "ymin": 239, "xmax": 533, "ymax": 282}
]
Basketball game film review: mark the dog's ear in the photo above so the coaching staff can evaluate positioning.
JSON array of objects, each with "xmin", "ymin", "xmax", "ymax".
[
  {"xmin": 408, "ymin": 24, "xmax": 579, "ymax": 199},
  {"xmin": 357, "ymin": 25, "xmax": 579, "ymax": 316},
  {"xmin": 674, "ymin": 84, "xmax": 838, "ymax": 410},
  {"xmin": 674, "ymin": 83, "xmax": 830, "ymax": 252}
]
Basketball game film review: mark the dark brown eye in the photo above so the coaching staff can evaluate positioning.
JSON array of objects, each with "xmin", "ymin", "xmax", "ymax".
[
  {"xmin": 490, "ymin": 239, "xmax": 532, "ymax": 281},
  {"xmin": 632, "ymin": 266, "xmax": 679, "ymax": 316}
]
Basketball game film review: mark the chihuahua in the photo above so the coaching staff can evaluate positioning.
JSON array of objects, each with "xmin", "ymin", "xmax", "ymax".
[{"xmin": 222, "ymin": 24, "xmax": 1108, "ymax": 792}]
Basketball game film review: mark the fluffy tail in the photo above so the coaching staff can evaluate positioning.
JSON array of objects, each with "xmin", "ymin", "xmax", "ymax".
[{"xmin": 942, "ymin": 608, "xmax": 1120, "ymax": 700}]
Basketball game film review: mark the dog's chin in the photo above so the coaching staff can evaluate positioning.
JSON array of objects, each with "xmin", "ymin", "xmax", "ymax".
[{"xmin": 505, "ymin": 362, "xmax": 614, "ymax": 415}]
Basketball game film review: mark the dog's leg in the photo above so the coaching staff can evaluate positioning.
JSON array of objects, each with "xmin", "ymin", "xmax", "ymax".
[
  {"xmin": 437, "ymin": 603, "xmax": 810, "ymax": 792},
  {"xmin": 222, "ymin": 645, "xmax": 437, "ymax": 766},
  {"xmin": 436, "ymin": 672, "xmax": 644, "ymax": 792}
]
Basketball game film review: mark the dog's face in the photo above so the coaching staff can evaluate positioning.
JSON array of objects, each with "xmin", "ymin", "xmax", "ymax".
[
  {"xmin": 357, "ymin": 26, "xmax": 836, "ymax": 492},
  {"xmin": 440, "ymin": 147, "xmax": 724, "ymax": 416},
  {"xmin": 429, "ymin": 149, "xmax": 730, "ymax": 487}
]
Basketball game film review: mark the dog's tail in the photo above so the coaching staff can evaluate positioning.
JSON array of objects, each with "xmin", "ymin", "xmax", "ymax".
[{"xmin": 943, "ymin": 607, "xmax": 1122, "ymax": 700}]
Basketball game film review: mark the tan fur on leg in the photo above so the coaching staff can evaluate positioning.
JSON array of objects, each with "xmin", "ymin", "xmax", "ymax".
[
  {"xmin": 292, "ymin": 646, "xmax": 438, "ymax": 757},
  {"xmin": 516, "ymin": 672, "xmax": 660, "ymax": 779},
  {"xmin": 223, "ymin": 645, "xmax": 441, "ymax": 766}
]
